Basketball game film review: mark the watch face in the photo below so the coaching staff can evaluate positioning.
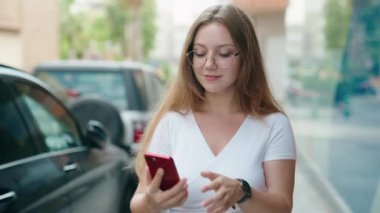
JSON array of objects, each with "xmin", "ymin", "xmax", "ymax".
[{"xmin": 237, "ymin": 179, "xmax": 252, "ymax": 203}]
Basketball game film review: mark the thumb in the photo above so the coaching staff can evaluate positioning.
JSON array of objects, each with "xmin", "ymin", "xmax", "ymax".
[
  {"xmin": 144, "ymin": 166, "xmax": 153, "ymax": 183},
  {"xmin": 150, "ymin": 168, "xmax": 165, "ymax": 190}
]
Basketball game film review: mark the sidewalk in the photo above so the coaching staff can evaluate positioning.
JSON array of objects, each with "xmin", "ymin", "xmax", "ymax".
[
  {"xmin": 292, "ymin": 151, "xmax": 352, "ymax": 213},
  {"xmin": 293, "ymin": 163, "xmax": 334, "ymax": 213},
  {"xmin": 285, "ymin": 104, "xmax": 353, "ymax": 213}
]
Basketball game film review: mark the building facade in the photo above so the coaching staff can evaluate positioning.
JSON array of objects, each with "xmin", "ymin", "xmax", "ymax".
[
  {"xmin": 0, "ymin": 0, "xmax": 59, "ymax": 72},
  {"xmin": 233, "ymin": 0, "xmax": 289, "ymax": 101}
]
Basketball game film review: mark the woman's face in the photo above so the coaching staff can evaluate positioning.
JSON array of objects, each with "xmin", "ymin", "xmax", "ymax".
[{"xmin": 191, "ymin": 22, "xmax": 241, "ymax": 96}]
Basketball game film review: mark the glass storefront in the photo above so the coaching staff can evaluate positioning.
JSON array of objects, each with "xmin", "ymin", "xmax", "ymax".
[{"xmin": 286, "ymin": 1, "xmax": 380, "ymax": 212}]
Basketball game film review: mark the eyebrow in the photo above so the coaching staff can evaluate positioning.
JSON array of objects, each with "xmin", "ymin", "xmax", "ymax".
[{"xmin": 193, "ymin": 43, "xmax": 236, "ymax": 48}]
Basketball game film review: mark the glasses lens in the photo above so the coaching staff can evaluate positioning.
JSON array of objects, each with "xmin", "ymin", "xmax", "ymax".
[
  {"xmin": 215, "ymin": 56, "xmax": 230, "ymax": 69},
  {"xmin": 215, "ymin": 52, "xmax": 239, "ymax": 68},
  {"xmin": 187, "ymin": 51, "xmax": 239, "ymax": 68},
  {"xmin": 187, "ymin": 51, "xmax": 205, "ymax": 68}
]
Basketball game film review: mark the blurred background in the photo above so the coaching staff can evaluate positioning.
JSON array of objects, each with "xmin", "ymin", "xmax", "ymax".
[{"xmin": 0, "ymin": 0, "xmax": 379, "ymax": 212}]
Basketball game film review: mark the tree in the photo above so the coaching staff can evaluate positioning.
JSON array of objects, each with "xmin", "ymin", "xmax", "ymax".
[
  {"xmin": 324, "ymin": 0, "xmax": 352, "ymax": 50},
  {"xmin": 59, "ymin": 0, "xmax": 157, "ymax": 60},
  {"xmin": 141, "ymin": 0, "xmax": 157, "ymax": 60},
  {"xmin": 106, "ymin": 0, "xmax": 129, "ymax": 56},
  {"xmin": 116, "ymin": 0, "xmax": 157, "ymax": 60},
  {"xmin": 59, "ymin": 0, "xmax": 84, "ymax": 58}
]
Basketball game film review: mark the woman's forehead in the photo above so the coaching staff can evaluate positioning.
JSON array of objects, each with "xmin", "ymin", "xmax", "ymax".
[{"xmin": 193, "ymin": 22, "xmax": 235, "ymax": 48}]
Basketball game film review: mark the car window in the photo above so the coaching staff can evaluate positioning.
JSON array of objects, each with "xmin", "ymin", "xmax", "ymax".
[
  {"xmin": 145, "ymin": 72, "xmax": 165, "ymax": 110},
  {"xmin": 131, "ymin": 70, "xmax": 148, "ymax": 110},
  {"xmin": 14, "ymin": 82, "xmax": 82, "ymax": 152},
  {"xmin": 35, "ymin": 70, "xmax": 128, "ymax": 109},
  {"xmin": 0, "ymin": 83, "xmax": 38, "ymax": 165}
]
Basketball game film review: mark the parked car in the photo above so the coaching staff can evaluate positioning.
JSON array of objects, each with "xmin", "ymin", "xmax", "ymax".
[
  {"xmin": 33, "ymin": 60, "xmax": 165, "ymax": 152},
  {"xmin": 0, "ymin": 64, "xmax": 135, "ymax": 213}
]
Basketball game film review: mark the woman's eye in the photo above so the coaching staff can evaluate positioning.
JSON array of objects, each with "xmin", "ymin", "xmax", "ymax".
[
  {"xmin": 194, "ymin": 52, "xmax": 206, "ymax": 57},
  {"xmin": 218, "ymin": 52, "xmax": 232, "ymax": 58}
]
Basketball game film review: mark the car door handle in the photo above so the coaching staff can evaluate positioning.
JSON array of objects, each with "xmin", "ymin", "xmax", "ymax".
[
  {"xmin": 0, "ymin": 190, "xmax": 17, "ymax": 203},
  {"xmin": 63, "ymin": 163, "xmax": 78, "ymax": 173}
]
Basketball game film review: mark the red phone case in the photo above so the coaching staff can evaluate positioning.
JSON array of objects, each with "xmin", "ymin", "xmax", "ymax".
[{"xmin": 144, "ymin": 153, "xmax": 180, "ymax": 190}]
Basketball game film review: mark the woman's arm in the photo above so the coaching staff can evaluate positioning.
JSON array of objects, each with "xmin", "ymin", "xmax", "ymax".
[
  {"xmin": 201, "ymin": 159, "xmax": 295, "ymax": 213},
  {"xmin": 238, "ymin": 159, "xmax": 295, "ymax": 212},
  {"xmin": 130, "ymin": 168, "xmax": 188, "ymax": 213}
]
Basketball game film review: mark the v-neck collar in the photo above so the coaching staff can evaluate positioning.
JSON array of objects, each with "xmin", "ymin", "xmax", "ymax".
[{"xmin": 189, "ymin": 111, "xmax": 248, "ymax": 158}]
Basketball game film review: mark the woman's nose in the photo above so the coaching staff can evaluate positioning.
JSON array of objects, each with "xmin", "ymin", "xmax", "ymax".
[{"xmin": 204, "ymin": 54, "xmax": 217, "ymax": 70}]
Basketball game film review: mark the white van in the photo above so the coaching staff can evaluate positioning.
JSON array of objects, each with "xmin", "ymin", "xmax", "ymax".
[{"xmin": 34, "ymin": 60, "xmax": 166, "ymax": 152}]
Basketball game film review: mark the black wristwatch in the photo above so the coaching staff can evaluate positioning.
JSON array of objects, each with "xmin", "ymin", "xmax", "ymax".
[{"xmin": 236, "ymin": 179, "xmax": 252, "ymax": 204}]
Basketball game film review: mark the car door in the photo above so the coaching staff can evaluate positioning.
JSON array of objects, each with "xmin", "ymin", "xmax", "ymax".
[
  {"xmin": 0, "ymin": 80, "xmax": 71, "ymax": 213},
  {"xmin": 11, "ymin": 80, "xmax": 129, "ymax": 213}
]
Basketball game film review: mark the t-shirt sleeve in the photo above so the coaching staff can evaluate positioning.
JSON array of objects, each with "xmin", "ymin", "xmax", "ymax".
[
  {"xmin": 264, "ymin": 114, "xmax": 297, "ymax": 161},
  {"xmin": 147, "ymin": 114, "xmax": 172, "ymax": 156}
]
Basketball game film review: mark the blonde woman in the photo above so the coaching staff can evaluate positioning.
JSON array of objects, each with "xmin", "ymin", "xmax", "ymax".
[{"xmin": 130, "ymin": 4, "xmax": 296, "ymax": 213}]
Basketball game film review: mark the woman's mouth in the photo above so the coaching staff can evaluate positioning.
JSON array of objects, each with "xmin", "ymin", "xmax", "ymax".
[{"xmin": 204, "ymin": 75, "xmax": 221, "ymax": 81}]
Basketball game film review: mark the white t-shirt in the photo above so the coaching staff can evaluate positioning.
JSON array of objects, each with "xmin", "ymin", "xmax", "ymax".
[{"xmin": 148, "ymin": 111, "xmax": 296, "ymax": 213}]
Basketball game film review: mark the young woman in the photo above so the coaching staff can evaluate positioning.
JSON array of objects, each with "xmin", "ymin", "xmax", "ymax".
[{"xmin": 130, "ymin": 4, "xmax": 296, "ymax": 213}]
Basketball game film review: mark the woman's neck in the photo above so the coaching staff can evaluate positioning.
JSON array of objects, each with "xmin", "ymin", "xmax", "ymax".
[{"xmin": 201, "ymin": 90, "xmax": 240, "ymax": 114}]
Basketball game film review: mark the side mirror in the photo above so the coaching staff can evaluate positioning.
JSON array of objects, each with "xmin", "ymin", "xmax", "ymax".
[{"xmin": 84, "ymin": 120, "xmax": 110, "ymax": 149}]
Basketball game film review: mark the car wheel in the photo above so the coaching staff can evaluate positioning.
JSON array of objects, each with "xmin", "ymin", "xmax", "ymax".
[{"xmin": 68, "ymin": 97, "xmax": 124, "ymax": 147}]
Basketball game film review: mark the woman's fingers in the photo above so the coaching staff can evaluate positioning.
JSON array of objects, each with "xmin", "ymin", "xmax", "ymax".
[
  {"xmin": 142, "ymin": 168, "xmax": 189, "ymax": 210},
  {"xmin": 202, "ymin": 188, "xmax": 223, "ymax": 207},
  {"xmin": 201, "ymin": 177, "xmax": 222, "ymax": 193},
  {"xmin": 160, "ymin": 178, "xmax": 188, "ymax": 201},
  {"xmin": 201, "ymin": 171, "xmax": 219, "ymax": 180},
  {"xmin": 207, "ymin": 195, "xmax": 232, "ymax": 213},
  {"xmin": 209, "ymin": 204, "xmax": 229, "ymax": 213},
  {"xmin": 201, "ymin": 172, "xmax": 240, "ymax": 212},
  {"xmin": 161, "ymin": 184, "xmax": 188, "ymax": 208},
  {"xmin": 147, "ymin": 168, "xmax": 164, "ymax": 193},
  {"xmin": 204, "ymin": 189, "xmax": 229, "ymax": 212},
  {"xmin": 177, "ymin": 190, "xmax": 189, "ymax": 206},
  {"xmin": 144, "ymin": 166, "xmax": 152, "ymax": 182}
]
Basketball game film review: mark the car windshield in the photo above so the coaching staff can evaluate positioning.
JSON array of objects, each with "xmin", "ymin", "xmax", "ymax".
[{"xmin": 36, "ymin": 70, "xmax": 127, "ymax": 109}]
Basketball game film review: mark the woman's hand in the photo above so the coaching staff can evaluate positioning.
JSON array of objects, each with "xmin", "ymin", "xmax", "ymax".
[
  {"xmin": 201, "ymin": 171, "xmax": 243, "ymax": 213},
  {"xmin": 142, "ymin": 167, "xmax": 188, "ymax": 212}
]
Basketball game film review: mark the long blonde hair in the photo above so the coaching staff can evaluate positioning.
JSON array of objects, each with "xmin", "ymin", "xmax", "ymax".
[{"xmin": 134, "ymin": 4, "xmax": 283, "ymax": 176}]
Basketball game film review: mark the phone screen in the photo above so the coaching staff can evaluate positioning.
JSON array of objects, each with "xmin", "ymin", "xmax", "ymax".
[{"xmin": 144, "ymin": 153, "xmax": 180, "ymax": 190}]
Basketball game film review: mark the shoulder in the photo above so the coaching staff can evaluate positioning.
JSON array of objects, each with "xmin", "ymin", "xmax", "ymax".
[
  {"xmin": 247, "ymin": 112, "xmax": 291, "ymax": 130},
  {"xmin": 263, "ymin": 112, "xmax": 290, "ymax": 126},
  {"xmin": 262, "ymin": 112, "xmax": 293, "ymax": 136},
  {"xmin": 158, "ymin": 110, "xmax": 190, "ymax": 126}
]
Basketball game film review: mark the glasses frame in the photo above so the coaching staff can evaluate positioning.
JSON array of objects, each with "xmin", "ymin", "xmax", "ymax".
[{"xmin": 186, "ymin": 50, "xmax": 240, "ymax": 69}]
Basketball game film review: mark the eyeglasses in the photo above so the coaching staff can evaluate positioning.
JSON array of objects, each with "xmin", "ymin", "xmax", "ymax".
[{"xmin": 186, "ymin": 50, "xmax": 240, "ymax": 69}]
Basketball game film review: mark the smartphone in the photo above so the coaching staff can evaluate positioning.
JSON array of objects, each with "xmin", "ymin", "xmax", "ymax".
[{"xmin": 144, "ymin": 153, "xmax": 180, "ymax": 190}]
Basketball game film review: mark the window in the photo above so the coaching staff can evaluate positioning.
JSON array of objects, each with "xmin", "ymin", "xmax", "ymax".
[
  {"xmin": 36, "ymin": 70, "xmax": 128, "ymax": 109},
  {"xmin": 131, "ymin": 70, "xmax": 148, "ymax": 110},
  {"xmin": 286, "ymin": 1, "xmax": 380, "ymax": 212},
  {"xmin": 14, "ymin": 82, "xmax": 82, "ymax": 152},
  {"xmin": 145, "ymin": 72, "xmax": 165, "ymax": 110},
  {"xmin": 0, "ymin": 83, "xmax": 38, "ymax": 164}
]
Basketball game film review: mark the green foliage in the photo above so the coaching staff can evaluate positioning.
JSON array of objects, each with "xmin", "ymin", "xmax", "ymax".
[
  {"xmin": 324, "ymin": 0, "xmax": 352, "ymax": 50},
  {"xmin": 59, "ymin": 0, "xmax": 82, "ymax": 58},
  {"xmin": 88, "ymin": 15, "xmax": 110, "ymax": 43},
  {"xmin": 59, "ymin": 0, "xmax": 157, "ymax": 60},
  {"xmin": 142, "ymin": 0, "xmax": 157, "ymax": 60},
  {"xmin": 106, "ymin": 0, "xmax": 128, "ymax": 51}
]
